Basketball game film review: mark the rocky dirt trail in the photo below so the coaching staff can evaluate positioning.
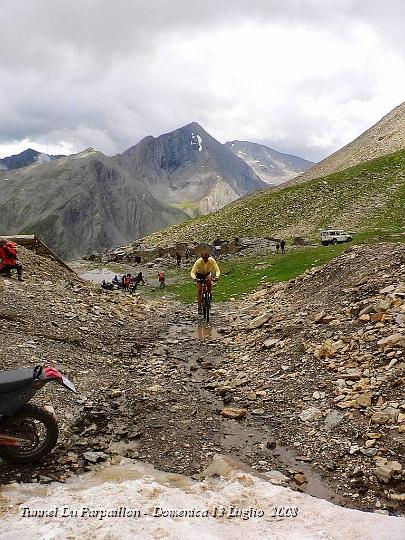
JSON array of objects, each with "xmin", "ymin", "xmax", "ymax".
[{"xmin": 0, "ymin": 244, "xmax": 404, "ymax": 518}]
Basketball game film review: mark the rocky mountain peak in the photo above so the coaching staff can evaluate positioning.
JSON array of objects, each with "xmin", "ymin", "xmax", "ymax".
[
  {"xmin": 71, "ymin": 147, "xmax": 99, "ymax": 159},
  {"xmin": 226, "ymin": 140, "xmax": 314, "ymax": 185},
  {"xmin": 179, "ymin": 121, "xmax": 204, "ymax": 132},
  {"xmin": 0, "ymin": 148, "xmax": 65, "ymax": 171},
  {"xmin": 116, "ymin": 123, "xmax": 266, "ymax": 217}
]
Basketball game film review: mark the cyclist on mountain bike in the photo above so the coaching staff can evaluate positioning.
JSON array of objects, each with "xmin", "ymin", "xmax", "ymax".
[{"xmin": 190, "ymin": 250, "xmax": 220, "ymax": 315}]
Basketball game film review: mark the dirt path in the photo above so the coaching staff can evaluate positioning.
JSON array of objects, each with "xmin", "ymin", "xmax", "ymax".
[
  {"xmin": 1, "ymin": 245, "xmax": 403, "ymax": 515},
  {"xmin": 0, "ymin": 291, "xmax": 343, "ymax": 508},
  {"xmin": 128, "ymin": 301, "xmax": 347, "ymax": 506}
]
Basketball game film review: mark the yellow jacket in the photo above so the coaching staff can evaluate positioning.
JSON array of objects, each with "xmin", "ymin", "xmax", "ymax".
[{"xmin": 190, "ymin": 257, "xmax": 220, "ymax": 279}]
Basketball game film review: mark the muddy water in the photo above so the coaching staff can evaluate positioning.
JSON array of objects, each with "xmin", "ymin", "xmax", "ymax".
[
  {"xmin": 194, "ymin": 323, "xmax": 222, "ymax": 340},
  {"xmin": 273, "ymin": 446, "xmax": 345, "ymax": 504},
  {"xmin": 163, "ymin": 321, "xmax": 222, "ymax": 342},
  {"xmin": 78, "ymin": 268, "xmax": 117, "ymax": 284}
]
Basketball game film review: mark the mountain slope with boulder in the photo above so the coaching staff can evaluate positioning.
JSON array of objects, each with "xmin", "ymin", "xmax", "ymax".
[{"xmin": 218, "ymin": 241, "xmax": 405, "ymax": 512}]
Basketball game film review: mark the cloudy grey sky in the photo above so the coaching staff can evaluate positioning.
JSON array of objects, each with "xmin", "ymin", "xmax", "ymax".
[{"xmin": 0, "ymin": 0, "xmax": 404, "ymax": 162}]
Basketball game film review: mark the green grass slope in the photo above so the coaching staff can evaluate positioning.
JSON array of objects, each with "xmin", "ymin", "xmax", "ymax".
[
  {"xmin": 163, "ymin": 244, "xmax": 349, "ymax": 303},
  {"xmin": 144, "ymin": 149, "xmax": 405, "ymax": 246}
]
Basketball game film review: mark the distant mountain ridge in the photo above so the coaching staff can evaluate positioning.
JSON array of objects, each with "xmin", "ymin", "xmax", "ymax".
[
  {"xmin": 0, "ymin": 122, "xmax": 319, "ymax": 258},
  {"xmin": 0, "ymin": 148, "xmax": 65, "ymax": 170},
  {"xmin": 225, "ymin": 140, "xmax": 314, "ymax": 185},
  {"xmin": 0, "ymin": 123, "xmax": 269, "ymax": 257},
  {"xmin": 0, "ymin": 150, "xmax": 187, "ymax": 259},
  {"xmin": 287, "ymin": 101, "xmax": 405, "ymax": 186}
]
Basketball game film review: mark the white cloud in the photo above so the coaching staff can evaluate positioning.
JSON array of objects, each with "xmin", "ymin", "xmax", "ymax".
[{"xmin": 0, "ymin": 0, "xmax": 404, "ymax": 161}]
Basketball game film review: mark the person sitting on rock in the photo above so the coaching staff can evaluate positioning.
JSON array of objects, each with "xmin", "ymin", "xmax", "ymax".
[
  {"xmin": 0, "ymin": 240, "xmax": 23, "ymax": 281},
  {"xmin": 112, "ymin": 275, "xmax": 120, "ymax": 287}
]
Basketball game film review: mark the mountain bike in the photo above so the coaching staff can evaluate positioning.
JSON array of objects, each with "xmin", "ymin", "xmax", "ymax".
[{"xmin": 196, "ymin": 277, "xmax": 216, "ymax": 322}]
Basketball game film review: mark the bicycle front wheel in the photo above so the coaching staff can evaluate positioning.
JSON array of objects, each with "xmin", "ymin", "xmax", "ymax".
[{"xmin": 203, "ymin": 291, "xmax": 210, "ymax": 322}]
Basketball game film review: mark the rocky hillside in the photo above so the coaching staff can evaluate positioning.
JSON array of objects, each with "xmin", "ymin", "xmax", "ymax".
[
  {"xmin": 0, "ymin": 148, "xmax": 65, "ymax": 171},
  {"xmin": 0, "ymin": 150, "xmax": 187, "ymax": 259},
  {"xmin": 225, "ymin": 140, "xmax": 314, "ymax": 185},
  {"xmin": 220, "ymin": 242, "xmax": 405, "ymax": 512},
  {"xmin": 116, "ymin": 122, "xmax": 266, "ymax": 216},
  {"xmin": 141, "ymin": 149, "xmax": 405, "ymax": 247},
  {"xmin": 288, "ymin": 101, "xmax": 405, "ymax": 186}
]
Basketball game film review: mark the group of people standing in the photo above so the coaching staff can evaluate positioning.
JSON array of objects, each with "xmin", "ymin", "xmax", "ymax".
[
  {"xmin": 102, "ymin": 270, "xmax": 167, "ymax": 292},
  {"xmin": 101, "ymin": 272, "xmax": 146, "ymax": 292}
]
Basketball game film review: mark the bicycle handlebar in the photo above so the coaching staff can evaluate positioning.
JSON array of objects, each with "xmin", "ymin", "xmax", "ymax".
[{"xmin": 194, "ymin": 277, "xmax": 218, "ymax": 284}]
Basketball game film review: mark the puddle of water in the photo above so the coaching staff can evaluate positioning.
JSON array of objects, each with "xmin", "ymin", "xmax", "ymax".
[
  {"xmin": 78, "ymin": 268, "xmax": 117, "ymax": 284},
  {"xmin": 194, "ymin": 323, "xmax": 221, "ymax": 340},
  {"xmin": 274, "ymin": 446, "xmax": 345, "ymax": 505},
  {"xmin": 220, "ymin": 423, "xmax": 344, "ymax": 505}
]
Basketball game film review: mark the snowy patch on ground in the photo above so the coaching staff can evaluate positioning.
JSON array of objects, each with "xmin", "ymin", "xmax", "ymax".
[{"xmin": 0, "ymin": 457, "xmax": 403, "ymax": 539}]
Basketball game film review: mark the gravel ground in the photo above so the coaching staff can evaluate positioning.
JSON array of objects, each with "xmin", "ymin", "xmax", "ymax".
[{"xmin": 0, "ymin": 244, "xmax": 403, "ymax": 516}]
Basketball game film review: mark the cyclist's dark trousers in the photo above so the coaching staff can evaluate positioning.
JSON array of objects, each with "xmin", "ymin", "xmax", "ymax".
[{"xmin": 0, "ymin": 263, "xmax": 22, "ymax": 280}]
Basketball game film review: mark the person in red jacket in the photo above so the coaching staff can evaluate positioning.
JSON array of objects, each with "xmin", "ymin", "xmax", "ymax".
[
  {"xmin": 0, "ymin": 240, "xmax": 23, "ymax": 281},
  {"xmin": 158, "ymin": 271, "xmax": 165, "ymax": 289}
]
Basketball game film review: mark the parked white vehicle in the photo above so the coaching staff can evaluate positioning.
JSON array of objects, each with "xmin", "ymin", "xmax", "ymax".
[{"xmin": 320, "ymin": 229, "xmax": 353, "ymax": 245}]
